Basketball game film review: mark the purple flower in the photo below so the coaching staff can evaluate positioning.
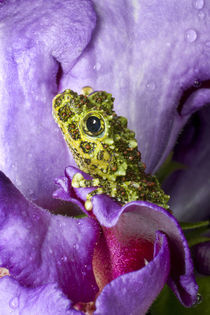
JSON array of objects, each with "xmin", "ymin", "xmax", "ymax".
[
  {"xmin": 0, "ymin": 0, "xmax": 210, "ymax": 222},
  {"xmin": 0, "ymin": 0, "xmax": 208, "ymax": 312},
  {"xmin": 0, "ymin": 167, "xmax": 198, "ymax": 313}
]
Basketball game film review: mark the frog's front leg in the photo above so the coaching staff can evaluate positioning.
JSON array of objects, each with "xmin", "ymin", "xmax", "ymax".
[{"xmin": 72, "ymin": 173, "xmax": 111, "ymax": 211}]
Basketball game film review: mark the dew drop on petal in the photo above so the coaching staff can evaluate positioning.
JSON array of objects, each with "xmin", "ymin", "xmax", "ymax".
[
  {"xmin": 198, "ymin": 11, "xmax": 205, "ymax": 19},
  {"xmin": 146, "ymin": 81, "xmax": 156, "ymax": 90},
  {"xmin": 9, "ymin": 297, "xmax": 19, "ymax": 309},
  {"xmin": 193, "ymin": 79, "xmax": 201, "ymax": 88},
  {"xmin": 193, "ymin": 0, "xmax": 205, "ymax": 9},
  {"xmin": 32, "ymin": 213, "xmax": 40, "ymax": 221},
  {"xmin": 185, "ymin": 29, "xmax": 197, "ymax": 42},
  {"xmin": 205, "ymin": 41, "xmax": 210, "ymax": 49},
  {"xmin": 74, "ymin": 244, "xmax": 79, "ymax": 250},
  {"xmin": 194, "ymin": 67, "xmax": 199, "ymax": 74},
  {"xmin": 93, "ymin": 62, "xmax": 101, "ymax": 71},
  {"xmin": 195, "ymin": 293, "xmax": 202, "ymax": 305}
]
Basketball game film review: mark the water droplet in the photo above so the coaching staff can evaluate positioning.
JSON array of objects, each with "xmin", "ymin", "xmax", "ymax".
[
  {"xmin": 73, "ymin": 244, "xmax": 79, "ymax": 250},
  {"xmin": 193, "ymin": 79, "xmax": 201, "ymax": 88},
  {"xmin": 185, "ymin": 29, "xmax": 197, "ymax": 42},
  {"xmin": 205, "ymin": 41, "xmax": 210, "ymax": 49},
  {"xmin": 62, "ymin": 256, "xmax": 68, "ymax": 262},
  {"xmin": 93, "ymin": 62, "xmax": 101, "ymax": 71},
  {"xmin": 11, "ymin": 164, "xmax": 17, "ymax": 170},
  {"xmin": 198, "ymin": 11, "xmax": 205, "ymax": 19},
  {"xmin": 146, "ymin": 81, "xmax": 156, "ymax": 90},
  {"xmin": 9, "ymin": 297, "xmax": 19, "ymax": 309},
  {"xmin": 32, "ymin": 213, "xmax": 40, "ymax": 221},
  {"xmin": 193, "ymin": 0, "xmax": 205, "ymax": 9},
  {"xmin": 195, "ymin": 293, "xmax": 202, "ymax": 305}
]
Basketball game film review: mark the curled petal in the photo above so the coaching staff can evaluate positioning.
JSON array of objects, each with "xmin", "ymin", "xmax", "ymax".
[
  {"xmin": 53, "ymin": 166, "xmax": 96, "ymax": 215},
  {"xmin": 55, "ymin": 166, "xmax": 198, "ymax": 307},
  {"xmin": 117, "ymin": 201, "xmax": 198, "ymax": 307},
  {"xmin": 94, "ymin": 232, "xmax": 170, "ymax": 315},
  {"xmin": 0, "ymin": 171, "xmax": 99, "ymax": 303}
]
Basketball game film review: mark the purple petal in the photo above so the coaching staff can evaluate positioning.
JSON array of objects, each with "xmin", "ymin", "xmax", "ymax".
[
  {"xmin": 94, "ymin": 231, "xmax": 170, "ymax": 315},
  {"xmin": 0, "ymin": 277, "xmax": 81, "ymax": 314},
  {"xmin": 54, "ymin": 166, "xmax": 122, "ymax": 220},
  {"xmin": 2, "ymin": 1, "xmax": 210, "ymax": 211},
  {"xmin": 53, "ymin": 166, "xmax": 96, "ymax": 215},
  {"xmin": 164, "ymin": 105, "xmax": 210, "ymax": 221},
  {"xmin": 122, "ymin": 201, "xmax": 198, "ymax": 307},
  {"xmin": 55, "ymin": 168, "xmax": 198, "ymax": 306},
  {"xmin": 94, "ymin": 198, "xmax": 198, "ymax": 307},
  {"xmin": 0, "ymin": 171, "xmax": 99, "ymax": 303},
  {"xmin": 62, "ymin": 0, "xmax": 210, "ymax": 174},
  {"xmin": 0, "ymin": 0, "xmax": 96, "ymax": 209},
  {"xmin": 192, "ymin": 241, "xmax": 210, "ymax": 275}
]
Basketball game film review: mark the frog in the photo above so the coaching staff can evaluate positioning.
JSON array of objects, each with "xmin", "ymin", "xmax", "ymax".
[{"xmin": 52, "ymin": 88, "xmax": 170, "ymax": 211}]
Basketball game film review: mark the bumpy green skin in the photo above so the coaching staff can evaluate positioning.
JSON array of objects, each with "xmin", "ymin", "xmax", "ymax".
[{"xmin": 53, "ymin": 89, "xmax": 170, "ymax": 209}]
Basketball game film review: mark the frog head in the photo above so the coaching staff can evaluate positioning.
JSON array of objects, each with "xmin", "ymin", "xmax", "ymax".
[{"xmin": 52, "ymin": 89, "xmax": 142, "ymax": 181}]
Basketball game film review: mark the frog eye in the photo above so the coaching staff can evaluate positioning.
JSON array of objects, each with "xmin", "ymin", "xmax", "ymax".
[
  {"xmin": 82, "ymin": 113, "xmax": 105, "ymax": 137},
  {"xmin": 86, "ymin": 116, "xmax": 101, "ymax": 133}
]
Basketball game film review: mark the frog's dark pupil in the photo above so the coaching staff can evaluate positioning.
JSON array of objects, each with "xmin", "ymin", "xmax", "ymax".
[{"xmin": 86, "ymin": 116, "xmax": 101, "ymax": 133}]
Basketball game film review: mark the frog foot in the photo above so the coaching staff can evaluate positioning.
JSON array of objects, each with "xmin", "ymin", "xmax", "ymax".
[
  {"xmin": 72, "ymin": 173, "xmax": 100, "ymax": 188},
  {"xmin": 72, "ymin": 173, "xmax": 104, "ymax": 211}
]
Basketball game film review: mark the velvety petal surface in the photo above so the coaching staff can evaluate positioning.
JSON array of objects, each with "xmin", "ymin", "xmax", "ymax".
[
  {"xmin": 55, "ymin": 166, "xmax": 198, "ymax": 307},
  {"xmin": 0, "ymin": 171, "xmax": 99, "ymax": 303},
  {"xmin": 62, "ymin": 0, "xmax": 210, "ymax": 174},
  {"xmin": 164, "ymin": 105, "xmax": 210, "ymax": 221},
  {"xmin": 1, "ymin": 0, "xmax": 210, "ymax": 213},
  {"xmin": 94, "ymin": 232, "xmax": 170, "ymax": 315},
  {"xmin": 0, "ymin": 277, "xmax": 81, "ymax": 315},
  {"xmin": 192, "ymin": 241, "xmax": 210, "ymax": 275},
  {"xmin": 105, "ymin": 201, "xmax": 198, "ymax": 307},
  {"xmin": 0, "ymin": 0, "xmax": 96, "ymax": 209}
]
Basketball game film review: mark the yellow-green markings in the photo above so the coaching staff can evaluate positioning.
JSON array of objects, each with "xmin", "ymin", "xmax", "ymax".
[{"xmin": 52, "ymin": 89, "xmax": 170, "ymax": 211}]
